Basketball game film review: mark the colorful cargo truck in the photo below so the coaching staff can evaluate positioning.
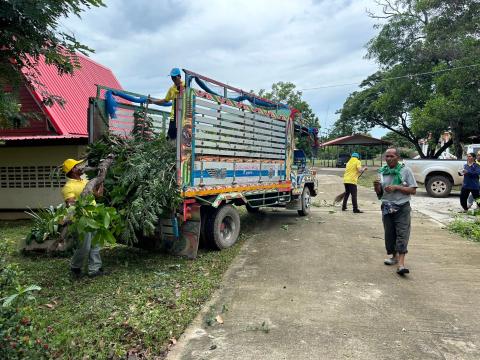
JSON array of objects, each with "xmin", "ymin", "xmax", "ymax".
[{"xmin": 88, "ymin": 70, "xmax": 318, "ymax": 258}]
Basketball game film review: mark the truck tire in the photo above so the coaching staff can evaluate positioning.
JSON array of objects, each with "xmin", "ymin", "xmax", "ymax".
[
  {"xmin": 206, "ymin": 204, "xmax": 241, "ymax": 250},
  {"xmin": 426, "ymin": 175, "xmax": 452, "ymax": 198},
  {"xmin": 298, "ymin": 186, "xmax": 311, "ymax": 216}
]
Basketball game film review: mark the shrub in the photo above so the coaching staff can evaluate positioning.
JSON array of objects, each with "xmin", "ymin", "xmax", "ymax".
[
  {"xmin": 448, "ymin": 216, "xmax": 480, "ymax": 242},
  {"xmin": 0, "ymin": 243, "xmax": 50, "ymax": 359}
]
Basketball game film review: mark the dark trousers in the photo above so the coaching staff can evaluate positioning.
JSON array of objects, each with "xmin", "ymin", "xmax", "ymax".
[
  {"xmin": 167, "ymin": 120, "xmax": 177, "ymax": 140},
  {"xmin": 342, "ymin": 183, "xmax": 358, "ymax": 210},
  {"xmin": 460, "ymin": 188, "xmax": 479, "ymax": 210},
  {"xmin": 382, "ymin": 202, "xmax": 411, "ymax": 255}
]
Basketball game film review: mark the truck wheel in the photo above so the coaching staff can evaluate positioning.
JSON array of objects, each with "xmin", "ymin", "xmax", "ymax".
[
  {"xmin": 206, "ymin": 204, "xmax": 241, "ymax": 249},
  {"xmin": 298, "ymin": 186, "xmax": 311, "ymax": 216},
  {"xmin": 426, "ymin": 175, "xmax": 452, "ymax": 198}
]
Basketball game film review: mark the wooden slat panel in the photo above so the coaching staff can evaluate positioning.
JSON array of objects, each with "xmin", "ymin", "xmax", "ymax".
[
  {"xmin": 220, "ymin": 112, "xmax": 285, "ymax": 133},
  {"xmin": 196, "ymin": 140, "xmax": 285, "ymax": 155},
  {"xmin": 195, "ymin": 129, "xmax": 286, "ymax": 149},
  {"xmin": 220, "ymin": 103, "xmax": 287, "ymax": 129},
  {"xmin": 244, "ymin": 112, "xmax": 286, "ymax": 128},
  {"xmin": 195, "ymin": 106, "xmax": 219, "ymax": 118},
  {"xmin": 195, "ymin": 98, "xmax": 221, "ymax": 110},
  {"xmin": 195, "ymin": 115, "xmax": 284, "ymax": 140},
  {"xmin": 195, "ymin": 124, "xmax": 284, "ymax": 146},
  {"xmin": 195, "ymin": 147, "xmax": 284, "ymax": 159},
  {"xmin": 218, "ymin": 104, "xmax": 244, "ymax": 117}
]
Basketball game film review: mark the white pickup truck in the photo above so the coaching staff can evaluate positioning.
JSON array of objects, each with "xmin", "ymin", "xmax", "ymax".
[{"xmin": 403, "ymin": 159, "xmax": 464, "ymax": 197}]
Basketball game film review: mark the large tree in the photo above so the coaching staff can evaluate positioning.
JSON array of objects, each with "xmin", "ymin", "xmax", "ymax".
[
  {"xmin": 335, "ymin": 0, "xmax": 480, "ymax": 158},
  {"xmin": 0, "ymin": 0, "xmax": 104, "ymax": 129},
  {"xmin": 258, "ymin": 82, "xmax": 320, "ymax": 157}
]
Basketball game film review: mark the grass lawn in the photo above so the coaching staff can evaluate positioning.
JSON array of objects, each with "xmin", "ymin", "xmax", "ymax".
[
  {"xmin": 0, "ymin": 211, "xmax": 254, "ymax": 359},
  {"xmin": 448, "ymin": 214, "xmax": 480, "ymax": 242}
]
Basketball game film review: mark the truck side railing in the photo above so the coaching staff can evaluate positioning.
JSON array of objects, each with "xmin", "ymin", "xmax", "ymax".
[{"xmin": 88, "ymin": 85, "xmax": 170, "ymax": 142}]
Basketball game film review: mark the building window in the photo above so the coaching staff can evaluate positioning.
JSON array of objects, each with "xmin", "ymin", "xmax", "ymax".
[{"xmin": 0, "ymin": 166, "xmax": 66, "ymax": 189}]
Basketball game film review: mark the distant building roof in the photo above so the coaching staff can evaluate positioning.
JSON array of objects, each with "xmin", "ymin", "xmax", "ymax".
[
  {"xmin": 1, "ymin": 53, "xmax": 122, "ymax": 141},
  {"xmin": 320, "ymin": 134, "xmax": 391, "ymax": 147}
]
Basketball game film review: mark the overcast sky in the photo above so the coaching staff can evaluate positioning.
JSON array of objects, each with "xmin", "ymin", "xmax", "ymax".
[{"xmin": 63, "ymin": 0, "xmax": 384, "ymax": 136}]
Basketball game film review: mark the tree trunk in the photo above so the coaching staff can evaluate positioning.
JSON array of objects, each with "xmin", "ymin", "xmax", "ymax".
[
  {"xmin": 433, "ymin": 139, "xmax": 453, "ymax": 159},
  {"xmin": 450, "ymin": 120, "xmax": 464, "ymax": 159},
  {"xmin": 453, "ymin": 137, "xmax": 463, "ymax": 158},
  {"xmin": 413, "ymin": 141, "xmax": 426, "ymax": 158}
]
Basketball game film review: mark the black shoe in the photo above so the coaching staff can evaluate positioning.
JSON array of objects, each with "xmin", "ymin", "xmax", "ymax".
[
  {"xmin": 70, "ymin": 268, "xmax": 82, "ymax": 279},
  {"xmin": 342, "ymin": 208, "xmax": 347, "ymax": 211},
  {"xmin": 396, "ymin": 266, "xmax": 410, "ymax": 275},
  {"xmin": 88, "ymin": 268, "xmax": 108, "ymax": 278},
  {"xmin": 353, "ymin": 209, "xmax": 363, "ymax": 213}
]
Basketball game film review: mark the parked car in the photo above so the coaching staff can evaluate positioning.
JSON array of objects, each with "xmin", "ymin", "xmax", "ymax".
[
  {"xmin": 403, "ymin": 159, "xmax": 464, "ymax": 197},
  {"xmin": 336, "ymin": 154, "xmax": 350, "ymax": 168}
]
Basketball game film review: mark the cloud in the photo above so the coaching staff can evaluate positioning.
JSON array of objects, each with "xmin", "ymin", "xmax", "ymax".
[{"xmin": 64, "ymin": 0, "xmax": 381, "ymax": 131}]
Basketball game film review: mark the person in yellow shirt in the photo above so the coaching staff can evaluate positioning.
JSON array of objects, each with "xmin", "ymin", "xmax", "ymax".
[
  {"xmin": 342, "ymin": 152, "xmax": 367, "ymax": 213},
  {"xmin": 150, "ymin": 67, "xmax": 185, "ymax": 140},
  {"xmin": 62, "ymin": 158, "xmax": 105, "ymax": 278}
]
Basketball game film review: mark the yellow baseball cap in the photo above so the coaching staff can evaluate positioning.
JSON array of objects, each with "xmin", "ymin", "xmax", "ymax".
[{"xmin": 62, "ymin": 159, "xmax": 84, "ymax": 174}]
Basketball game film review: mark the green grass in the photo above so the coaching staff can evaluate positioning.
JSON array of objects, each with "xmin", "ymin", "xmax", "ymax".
[
  {"xmin": 0, "ymin": 213, "xmax": 251, "ymax": 359},
  {"xmin": 357, "ymin": 170, "xmax": 378, "ymax": 189},
  {"xmin": 448, "ymin": 216, "xmax": 480, "ymax": 242}
]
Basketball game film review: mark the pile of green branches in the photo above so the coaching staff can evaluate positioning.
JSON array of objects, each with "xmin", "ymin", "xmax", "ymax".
[
  {"xmin": 25, "ymin": 109, "xmax": 179, "ymax": 248},
  {"xmin": 87, "ymin": 132, "xmax": 180, "ymax": 246}
]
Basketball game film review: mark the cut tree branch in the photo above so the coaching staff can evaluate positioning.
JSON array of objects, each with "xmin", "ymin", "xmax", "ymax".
[{"xmin": 81, "ymin": 154, "xmax": 115, "ymax": 196}]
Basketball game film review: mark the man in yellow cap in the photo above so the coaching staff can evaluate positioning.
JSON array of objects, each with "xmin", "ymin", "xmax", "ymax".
[{"xmin": 62, "ymin": 159, "xmax": 105, "ymax": 278}]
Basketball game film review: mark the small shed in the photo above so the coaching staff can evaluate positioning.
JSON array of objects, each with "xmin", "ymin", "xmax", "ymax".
[
  {"xmin": 0, "ymin": 53, "xmax": 123, "ymax": 216},
  {"xmin": 319, "ymin": 134, "xmax": 391, "ymax": 167}
]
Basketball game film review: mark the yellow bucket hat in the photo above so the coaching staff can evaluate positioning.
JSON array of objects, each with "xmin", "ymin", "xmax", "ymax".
[{"xmin": 62, "ymin": 159, "xmax": 84, "ymax": 174}]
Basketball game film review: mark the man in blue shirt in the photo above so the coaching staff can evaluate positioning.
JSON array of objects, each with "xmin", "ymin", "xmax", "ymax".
[{"xmin": 460, "ymin": 152, "xmax": 480, "ymax": 211}]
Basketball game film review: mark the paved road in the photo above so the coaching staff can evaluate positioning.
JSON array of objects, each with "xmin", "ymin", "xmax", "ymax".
[
  {"xmin": 167, "ymin": 175, "xmax": 480, "ymax": 360},
  {"xmin": 315, "ymin": 167, "xmax": 462, "ymax": 225}
]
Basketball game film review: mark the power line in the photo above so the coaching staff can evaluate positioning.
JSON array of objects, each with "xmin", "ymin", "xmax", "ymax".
[{"xmin": 301, "ymin": 63, "xmax": 480, "ymax": 91}]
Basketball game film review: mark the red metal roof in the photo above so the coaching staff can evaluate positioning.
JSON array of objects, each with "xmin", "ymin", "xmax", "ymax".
[
  {"xmin": 15, "ymin": 53, "xmax": 122, "ymax": 138},
  {"xmin": 0, "ymin": 134, "xmax": 85, "ymax": 141}
]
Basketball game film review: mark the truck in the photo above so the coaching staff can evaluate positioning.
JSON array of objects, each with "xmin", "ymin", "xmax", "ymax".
[
  {"xmin": 403, "ymin": 159, "xmax": 464, "ymax": 197},
  {"xmin": 88, "ymin": 69, "xmax": 318, "ymax": 258}
]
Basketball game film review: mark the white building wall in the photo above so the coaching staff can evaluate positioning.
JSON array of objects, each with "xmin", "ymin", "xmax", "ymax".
[{"xmin": 0, "ymin": 145, "xmax": 86, "ymax": 210}]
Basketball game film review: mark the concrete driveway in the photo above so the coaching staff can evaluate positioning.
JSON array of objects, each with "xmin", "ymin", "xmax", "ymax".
[{"xmin": 167, "ymin": 175, "xmax": 480, "ymax": 360}]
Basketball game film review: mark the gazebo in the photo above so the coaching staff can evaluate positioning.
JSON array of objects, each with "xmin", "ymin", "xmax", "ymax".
[{"xmin": 319, "ymin": 134, "xmax": 391, "ymax": 167}]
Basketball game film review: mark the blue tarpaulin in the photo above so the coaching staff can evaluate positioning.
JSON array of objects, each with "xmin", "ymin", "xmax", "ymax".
[
  {"xmin": 105, "ymin": 90, "xmax": 172, "ymax": 119},
  {"xmin": 192, "ymin": 76, "xmax": 289, "ymax": 110}
]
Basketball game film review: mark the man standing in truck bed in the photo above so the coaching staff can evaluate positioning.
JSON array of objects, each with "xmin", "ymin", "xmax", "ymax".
[{"xmin": 150, "ymin": 67, "xmax": 185, "ymax": 140}]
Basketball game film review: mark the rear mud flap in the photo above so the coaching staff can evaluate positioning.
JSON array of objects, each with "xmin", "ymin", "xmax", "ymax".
[{"xmin": 160, "ymin": 205, "xmax": 201, "ymax": 259}]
